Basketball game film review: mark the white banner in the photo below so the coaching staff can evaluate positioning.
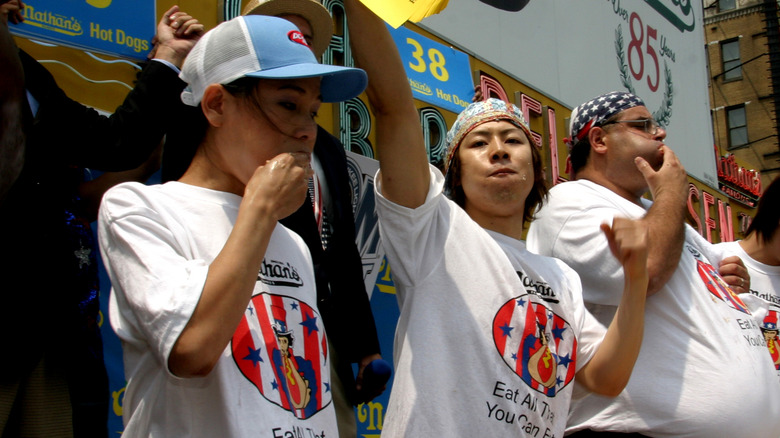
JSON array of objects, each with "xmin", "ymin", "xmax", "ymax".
[{"xmin": 420, "ymin": 0, "xmax": 718, "ymax": 187}]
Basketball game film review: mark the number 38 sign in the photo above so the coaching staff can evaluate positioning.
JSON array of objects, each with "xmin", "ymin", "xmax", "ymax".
[{"xmin": 386, "ymin": 23, "xmax": 475, "ymax": 114}]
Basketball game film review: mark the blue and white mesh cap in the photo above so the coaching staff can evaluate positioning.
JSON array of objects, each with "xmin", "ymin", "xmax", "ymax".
[{"xmin": 180, "ymin": 15, "xmax": 367, "ymax": 106}]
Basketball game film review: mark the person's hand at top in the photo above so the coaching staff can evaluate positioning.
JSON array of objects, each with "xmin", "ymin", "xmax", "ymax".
[
  {"xmin": 1, "ymin": 0, "xmax": 24, "ymax": 25},
  {"xmin": 148, "ymin": 5, "xmax": 204, "ymax": 69}
]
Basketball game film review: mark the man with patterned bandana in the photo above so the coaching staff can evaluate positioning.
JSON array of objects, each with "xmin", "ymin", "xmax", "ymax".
[{"xmin": 528, "ymin": 91, "xmax": 780, "ymax": 437}]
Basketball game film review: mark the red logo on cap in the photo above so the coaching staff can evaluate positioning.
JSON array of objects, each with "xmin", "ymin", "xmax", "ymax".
[{"xmin": 288, "ymin": 30, "xmax": 310, "ymax": 48}]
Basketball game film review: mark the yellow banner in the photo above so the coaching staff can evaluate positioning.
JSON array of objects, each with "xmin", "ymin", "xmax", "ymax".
[{"xmin": 359, "ymin": 0, "xmax": 449, "ymax": 28}]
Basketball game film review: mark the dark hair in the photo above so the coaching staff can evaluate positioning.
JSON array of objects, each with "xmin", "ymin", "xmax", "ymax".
[
  {"xmin": 569, "ymin": 140, "xmax": 591, "ymax": 176},
  {"xmin": 449, "ymin": 131, "xmax": 548, "ymax": 226},
  {"xmin": 187, "ymin": 105, "xmax": 209, "ymax": 148},
  {"xmin": 184, "ymin": 77, "xmax": 262, "ymax": 166},
  {"xmin": 276, "ymin": 332, "xmax": 294, "ymax": 347},
  {"xmin": 569, "ymin": 112, "xmax": 622, "ymax": 176},
  {"xmin": 222, "ymin": 77, "xmax": 264, "ymax": 111},
  {"xmin": 746, "ymin": 176, "xmax": 780, "ymax": 243}
]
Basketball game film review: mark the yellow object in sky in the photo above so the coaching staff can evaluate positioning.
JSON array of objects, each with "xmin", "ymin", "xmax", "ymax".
[
  {"xmin": 359, "ymin": 0, "xmax": 449, "ymax": 28},
  {"xmin": 86, "ymin": 0, "xmax": 112, "ymax": 8}
]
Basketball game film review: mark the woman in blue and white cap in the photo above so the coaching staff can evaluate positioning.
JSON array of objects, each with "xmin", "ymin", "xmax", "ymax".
[{"xmin": 97, "ymin": 15, "xmax": 365, "ymax": 437}]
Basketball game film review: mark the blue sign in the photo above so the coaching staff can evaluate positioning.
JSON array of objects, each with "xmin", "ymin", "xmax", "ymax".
[
  {"xmin": 10, "ymin": 0, "xmax": 156, "ymax": 61},
  {"xmin": 387, "ymin": 23, "xmax": 474, "ymax": 114}
]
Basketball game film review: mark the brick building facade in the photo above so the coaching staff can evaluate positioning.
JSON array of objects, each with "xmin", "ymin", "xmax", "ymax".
[{"xmin": 705, "ymin": 0, "xmax": 780, "ymax": 193}]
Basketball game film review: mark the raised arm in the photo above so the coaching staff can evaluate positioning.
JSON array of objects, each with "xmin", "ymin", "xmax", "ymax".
[
  {"xmin": 635, "ymin": 146, "xmax": 688, "ymax": 295},
  {"xmin": 149, "ymin": 5, "xmax": 204, "ymax": 69},
  {"xmin": 169, "ymin": 150, "xmax": 313, "ymax": 378},
  {"xmin": 29, "ymin": 5, "xmax": 202, "ymax": 171},
  {"xmin": 575, "ymin": 217, "xmax": 649, "ymax": 396},
  {"xmin": 344, "ymin": 0, "xmax": 429, "ymax": 208}
]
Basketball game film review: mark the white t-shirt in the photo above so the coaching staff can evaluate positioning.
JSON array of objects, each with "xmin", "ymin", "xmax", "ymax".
[
  {"xmin": 98, "ymin": 182, "xmax": 337, "ymax": 438},
  {"xmin": 527, "ymin": 179, "xmax": 780, "ymax": 437},
  {"xmin": 717, "ymin": 240, "xmax": 780, "ymax": 372},
  {"xmin": 717, "ymin": 240, "xmax": 780, "ymax": 307},
  {"xmin": 374, "ymin": 166, "xmax": 605, "ymax": 437}
]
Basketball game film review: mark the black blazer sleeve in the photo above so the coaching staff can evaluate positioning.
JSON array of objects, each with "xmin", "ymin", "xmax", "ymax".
[
  {"xmin": 280, "ymin": 126, "xmax": 381, "ymax": 363},
  {"xmin": 21, "ymin": 50, "xmax": 186, "ymax": 172}
]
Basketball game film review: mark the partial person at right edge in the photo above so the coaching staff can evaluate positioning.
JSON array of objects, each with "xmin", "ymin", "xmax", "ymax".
[{"xmin": 717, "ymin": 175, "xmax": 780, "ymax": 373}]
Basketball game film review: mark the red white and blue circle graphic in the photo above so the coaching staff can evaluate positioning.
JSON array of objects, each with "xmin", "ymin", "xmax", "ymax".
[
  {"xmin": 696, "ymin": 260, "xmax": 750, "ymax": 314},
  {"xmin": 493, "ymin": 294, "xmax": 577, "ymax": 397},
  {"xmin": 232, "ymin": 293, "xmax": 331, "ymax": 418}
]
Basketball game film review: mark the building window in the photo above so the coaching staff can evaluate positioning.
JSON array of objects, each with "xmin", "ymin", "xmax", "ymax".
[
  {"xmin": 721, "ymin": 39, "xmax": 742, "ymax": 81},
  {"xmin": 727, "ymin": 105, "xmax": 748, "ymax": 149},
  {"xmin": 719, "ymin": 0, "xmax": 736, "ymax": 11}
]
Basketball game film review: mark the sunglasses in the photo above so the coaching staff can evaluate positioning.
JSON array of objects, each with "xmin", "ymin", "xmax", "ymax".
[{"xmin": 599, "ymin": 118, "xmax": 662, "ymax": 136}]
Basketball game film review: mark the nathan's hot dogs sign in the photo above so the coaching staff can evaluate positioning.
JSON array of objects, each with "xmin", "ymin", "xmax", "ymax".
[
  {"xmin": 9, "ymin": 0, "xmax": 155, "ymax": 61},
  {"xmin": 387, "ymin": 23, "xmax": 475, "ymax": 115}
]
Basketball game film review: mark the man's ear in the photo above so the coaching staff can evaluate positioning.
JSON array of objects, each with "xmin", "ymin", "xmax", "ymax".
[
  {"xmin": 201, "ymin": 84, "xmax": 227, "ymax": 127},
  {"xmin": 588, "ymin": 125, "xmax": 609, "ymax": 155}
]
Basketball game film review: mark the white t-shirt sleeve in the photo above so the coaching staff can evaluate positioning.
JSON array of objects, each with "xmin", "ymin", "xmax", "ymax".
[
  {"xmin": 693, "ymin": 228, "xmax": 731, "ymax": 266},
  {"xmin": 374, "ymin": 165, "xmax": 448, "ymax": 288},
  {"xmin": 99, "ymin": 184, "xmax": 208, "ymax": 374},
  {"xmin": 532, "ymin": 205, "xmax": 625, "ymax": 307}
]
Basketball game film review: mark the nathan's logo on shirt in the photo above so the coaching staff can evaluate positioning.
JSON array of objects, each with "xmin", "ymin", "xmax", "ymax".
[
  {"xmin": 232, "ymin": 293, "xmax": 331, "ymax": 419},
  {"xmin": 685, "ymin": 244, "xmax": 702, "ymax": 259},
  {"xmin": 516, "ymin": 271, "xmax": 559, "ymax": 304},
  {"xmin": 258, "ymin": 259, "xmax": 304, "ymax": 287},
  {"xmin": 492, "ymin": 294, "xmax": 576, "ymax": 397},
  {"xmin": 695, "ymin": 259, "xmax": 750, "ymax": 314},
  {"xmin": 752, "ymin": 290, "xmax": 780, "ymax": 306}
]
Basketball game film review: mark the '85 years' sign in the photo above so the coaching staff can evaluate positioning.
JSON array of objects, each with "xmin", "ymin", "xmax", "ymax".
[
  {"xmin": 420, "ymin": 0, "xmax": 718, "ymax": 188},
  {"xmin": 10, "ymin": 0, "xmax": 155, "ymax": 61}
]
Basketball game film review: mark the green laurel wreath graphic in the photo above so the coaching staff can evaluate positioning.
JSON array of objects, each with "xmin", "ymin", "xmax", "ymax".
[
  {"xmin": 614, "ymin": 24, "xmax": 673, "ymax": 126},
  {"xmin": 654, "ymin": 62, "xmax": 673, "ymax": 125},
  {"xmin": 615, "ymin": 25, "xmax": 636, "ymax": 95}
]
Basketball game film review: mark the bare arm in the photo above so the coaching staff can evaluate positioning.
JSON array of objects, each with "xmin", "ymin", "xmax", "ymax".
[
  {"xmin": 168, "ymin": 151, "xmax": 313, "ymax": 377},
  {"xmin": 344, "ymin": 0, "xmax": 429, "ymax": 208},
  {"xmin": 635, "ymin": 146, "xmax": 688, "ymax": 295},
  {"xmin": 575, "ymin": 217, "xmax": 649, "ymax": 396}
]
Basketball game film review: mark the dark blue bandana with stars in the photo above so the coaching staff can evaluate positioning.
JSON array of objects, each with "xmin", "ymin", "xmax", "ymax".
[{"xmin": 565, "ymin": 91, "xmax": 645, "ymax": 150}]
